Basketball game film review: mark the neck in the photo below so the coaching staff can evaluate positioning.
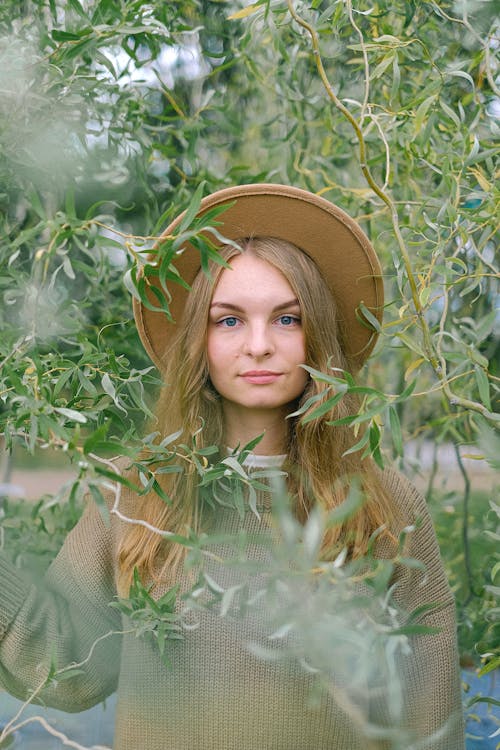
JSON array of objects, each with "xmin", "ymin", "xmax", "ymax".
[{"xmin": 222, "ymin": 405, "xmax": 289, "ymax": 455}]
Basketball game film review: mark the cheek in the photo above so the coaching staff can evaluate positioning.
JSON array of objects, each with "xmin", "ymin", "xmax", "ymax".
[
  {"xmin": 206, "ymin": 334, "xmax": 218, "ymax": 376},
  {"xmin": 295, "ymin": 332, "xmax": 307, "ymax": 365},
  {"xmin": 206, "ymin": 331, "xmax": 231, "ymax": 375},
  {"xmin": 290, "ymin": 334, "xmax": 308, "ymax": 383}
]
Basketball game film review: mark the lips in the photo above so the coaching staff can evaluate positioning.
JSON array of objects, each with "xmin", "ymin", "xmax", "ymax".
[{"xmin": 239, "ymin": 370, "xmax": 283, "ymax": 385}]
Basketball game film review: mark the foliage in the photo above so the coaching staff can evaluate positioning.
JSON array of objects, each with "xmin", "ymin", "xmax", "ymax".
[
  {"xmin": 431, "ymin": 488, "xmax": 498, "ymax": 664},
  {"xmin": 0, "ymin": 0, "xmax": 499, "ymax": 744},
  {"xmin": 110, "ymin": 569, "xmax": 184, "ymax": 667}
]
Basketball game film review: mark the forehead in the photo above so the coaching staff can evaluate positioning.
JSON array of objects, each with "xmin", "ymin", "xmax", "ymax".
[{"xmin": 211, "ymin": 253, "xmax": 296, "ymax": 301}]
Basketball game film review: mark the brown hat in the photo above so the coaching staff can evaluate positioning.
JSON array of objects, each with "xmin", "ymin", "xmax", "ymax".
[{"xmin": 133, "ymin": 183, "xmax": 384, "ymax": 372}]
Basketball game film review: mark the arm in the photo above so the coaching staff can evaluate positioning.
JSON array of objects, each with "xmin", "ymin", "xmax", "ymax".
[
  {"xmin": 0, "ymin": 498, "xmax": 122, "ymax": 712},
  {"xmin": 381, "ymin": 469, "xmax": 465, "ymax": 750}
]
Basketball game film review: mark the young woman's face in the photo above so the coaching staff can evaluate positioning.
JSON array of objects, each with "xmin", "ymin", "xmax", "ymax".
[{"xmin": 207, "ymin": 253, "xmax": 309, "ymax": 424}]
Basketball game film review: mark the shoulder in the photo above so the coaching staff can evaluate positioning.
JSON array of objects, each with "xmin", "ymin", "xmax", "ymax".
[{"xmin": 375, "ymin": 465, "xmax": 454, "ymax": 608}]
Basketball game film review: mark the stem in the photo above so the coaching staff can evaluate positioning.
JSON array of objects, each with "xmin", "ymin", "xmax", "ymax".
[
  {"xmin": 454, "ymin": 444, "xmax": 474, "ymax": 607},
  {"xmin": 425, "ymin": 442, "xmax": 439, "ymax": 502},
  {"xmin": 1, "ymin": 715, "xmax": 111, "ymax": 750}
]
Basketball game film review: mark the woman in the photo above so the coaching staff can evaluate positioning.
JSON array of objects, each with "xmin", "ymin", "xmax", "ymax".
[{"xmin": 0, "ymin": 185, "xmax": 464, "ymax": 749}]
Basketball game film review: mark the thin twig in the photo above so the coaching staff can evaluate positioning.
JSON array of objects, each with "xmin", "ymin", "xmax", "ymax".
[
  {"xmin": 88, "ymin": 453, "xmax": 224, "ymax": 563},
  {"xmin": 454, "ymin": 444, "xmax": 475, "ymax": 608},
  {"xmin": 2, "ymin": 714, "xmax": 111, "ymax": 750}
]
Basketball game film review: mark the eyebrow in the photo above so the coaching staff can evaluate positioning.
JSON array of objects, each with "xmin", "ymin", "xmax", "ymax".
[{"xmin": 210, "ymin": 299, "xmax": 300, "ymax": 313}]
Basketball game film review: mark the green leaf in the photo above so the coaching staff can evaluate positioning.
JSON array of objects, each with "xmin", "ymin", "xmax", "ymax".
[
  {"xmin": 54, "ymin": 367, "xmax": 75, "ymax": 397},
  {"xmin": 394, "ymin": 379, "xmax": 417, "ymax": 402},
  {"xmin": 414, "ymin": 94, "xmax": 437, "ymax": 135},
  {"xmin": 405, "ymin": 601, "xmax": 443, "ymax": 623},
  {"xmin": 51, "ymin": 29, "xmax": 87, "ymax": 42},
  {"xmin": 221, "ymin": 456, "xmax": 248, "ymax": 478},
  {"xmin": 440, "ymin": 100, "xmax": 461, "ymax": 128},
  {"xmin": 62, "ymin": 256, "xmax": 75, "ymax": 279},
  {"xmin": 477, "ymin": 661, "xmax": 500, "ymax": 678},
  {"xmin": 123, "ymin": 267, "xmax": 142, "ymax": 302},
  {"xmin": 419, "ymin": 285, "xmax": 430, "ymax": 307},
  {"xmin": 101, "ymin": 373, "xmax": 127, "ymax": 414},
  {"xmin": 88, "ymin": 483, "xmax": 110, "ymax": 527},
  {"xmin": 390, "ymin": 55, "xmax": 400, "ymax": 104},
  {"xmin": 84, "ymin": 422, "xmax": 110, "ymax": 454},
  {"xmin": 151, "ymin": 478, "xmax": 172, "ymax": 504},
  {"xmin": 474, "ymin": 310, "xmax": 497, "ymax": 344},
  {"xmin": 159, "ymin": 428, "xmax": 183, "ymax": 448},
  {"xmin": 77, "ymin": 369, "xmax": 97, "ymax": 396},
  {"xmin": 342, "ymin": 429, "xmax": 370, "ymax": 457},
  {"xmin": 228, "ymin": 2, "xmax": 263, "ymax": 20},
  {"xmin": 101, "ymin": 373, "xmax": 116, "ymax": 399},
  {"xmin": 67, "ymin": 0, "xmax": 88, "ymax": 18},
  {"xmin": 27, "ymin": 189, "xmax": 46, "ymax": 220},
  {"xmin": 388, "ymin": 405, "xmax": 403, "ymax": 457},
  {"xmin": 371, "ymin": 53, "xmax": 394, "ymax": 80},
  {"xmin": 474, "ymin": 366, "xmax": 491, "ymax": 410},
  {"xmin": 446, "ymin": 69, "xmax": 474, "ymax": 89},
  {"xmin": 369, "ymin": 422, "xmax": 384, "ymax": 468},
  {"xmin": 177, "ymin": 182, "xmax": 206, "ymax": 234},
  {"xmin": 54, "ymin": 407, "xmax": 87, "ymax": 424},
  {"xmin": 491, "ymin": 561, "xmax": 500, "ymax": 582},
  {"xmin": 94, "ymin": 465, "xmax": 141, "ymax": 489},
  {"xmin": 394, "ymin": 333, "xmax": 425, "ymax": 358},
  {"xmin": 357, "ymin": 302, "xmax": 382, "ymax": 333},
  {"xmin": 300, "ymin": 392, "xmax": 345, "ymax": 424},
  {"xmin": 29, "ymin": 414, "xmax": 38, "ymax": 453}
]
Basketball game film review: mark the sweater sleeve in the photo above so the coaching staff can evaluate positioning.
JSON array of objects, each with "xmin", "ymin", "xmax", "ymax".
[
  {"xmin": 0, "ymin": 497, "xmax": 122, "ymax": 712},
  {"xmin": 380, "ymin": 469, "xmax": 465, "ymax": 750}
]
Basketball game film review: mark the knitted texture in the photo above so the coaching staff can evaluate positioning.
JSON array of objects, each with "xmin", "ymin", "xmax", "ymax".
[{"xmin": 0, "ymin": 468, "xmax": 465, "ymax": 749}]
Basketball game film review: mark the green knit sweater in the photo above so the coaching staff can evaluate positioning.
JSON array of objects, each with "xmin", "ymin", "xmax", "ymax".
[{"xmin": 0, "ymin": 466, "xmax": 464, "ymax": 750}]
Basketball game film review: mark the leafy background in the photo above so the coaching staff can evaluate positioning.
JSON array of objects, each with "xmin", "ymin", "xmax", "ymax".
[{"xmin": 0, "ymin": 0, "xmax": 498, "ymax": 747}]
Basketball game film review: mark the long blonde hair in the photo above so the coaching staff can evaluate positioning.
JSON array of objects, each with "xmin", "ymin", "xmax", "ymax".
[{"xmin": 117, "ymin": 237, "xmax": 393, "ymax": 595}]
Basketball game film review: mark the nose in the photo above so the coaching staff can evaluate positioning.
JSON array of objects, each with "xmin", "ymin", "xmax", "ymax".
[{"xmin": 242, "ymin": 322, "xmax": 274, "ymax": 358}]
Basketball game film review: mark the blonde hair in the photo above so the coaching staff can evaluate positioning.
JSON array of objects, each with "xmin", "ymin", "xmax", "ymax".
[{"xmin": 117, "ymin": 237, "xmax": 393, "ymax": 595}]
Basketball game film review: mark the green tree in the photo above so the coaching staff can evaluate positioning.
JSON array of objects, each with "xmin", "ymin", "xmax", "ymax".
[{"xmin": 0, "ymin": 0, "xmax": 498, "ymax": 745}]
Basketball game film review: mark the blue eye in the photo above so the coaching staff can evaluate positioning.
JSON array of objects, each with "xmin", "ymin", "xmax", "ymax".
[
  {"xmin": 220, "ymin": 316, "xmax": 239, "ymax": 327},
  {"xmin": 278, "ymin": 315, "xmax": 299, "ymax": 326}
]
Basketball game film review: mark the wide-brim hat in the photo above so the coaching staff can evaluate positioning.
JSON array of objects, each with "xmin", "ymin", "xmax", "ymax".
[{"xmin": 133, "ymin": 183, "xmax": 384, "ymax": 372}]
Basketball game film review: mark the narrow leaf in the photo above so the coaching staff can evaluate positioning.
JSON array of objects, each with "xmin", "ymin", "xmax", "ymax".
[
  {"xmin": 389, "ymin": 405, "xmax": 403, "ymax": 457},
  {"xmin": 177, "ymin": 182, "xmax": 206, "ymax": 233},
  {"xmin": 228, "ymin": 3, "xmax": 262, "ymax": 20},
  {"xmin": 54, "ymin": 406, "xmax": 87, "ymax": 424},
  {"xmin": 474, "ymin": 366, "xmax": 491, "ymax": 410},
  {"xmin": 357, "ymin": 302, "xmax": 382, "ymax": 332},
  {"xmin": 89, "ymin": 483, "xmax": 110, "ymax": 527}
]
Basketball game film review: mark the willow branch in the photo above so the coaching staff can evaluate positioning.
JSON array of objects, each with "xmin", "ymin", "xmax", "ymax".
[{"xmin": 285, "ymin": 0, "xmax": 500, "ymax": 423}]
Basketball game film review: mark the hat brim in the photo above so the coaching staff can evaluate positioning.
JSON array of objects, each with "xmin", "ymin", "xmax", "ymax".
[{"xmin": 133, "ymin": 184, "xmax": 384, "ymax": 373}]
